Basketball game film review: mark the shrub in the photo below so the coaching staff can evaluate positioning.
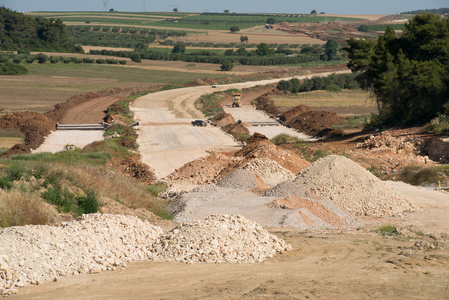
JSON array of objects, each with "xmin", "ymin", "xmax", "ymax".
[
  {"xmin": 76, "ymin": 190, "xmax": 100, "ymax": 214},
  {"xmin": 119, "ymin": 60, "xmax": 127, "ymax": 65},
  {"xmin": 25, "ymin": 57, "xmax": 35, "ymax": 63},
  {"xmin": 106, "ymin": 58, "xmax": 118, "ymax": 64},
  {"xmin": 0, "ymin": 62, "xmax": 28, "ymax": 75},
  {"xmin": 36, "ymin": 53, "xmax": 49, "ymax": 64},
  {"xmin": 12, "ymin": 57, "xmax": 22, "ymax": 64},
  {"xmin": 83, "ymin": 57, "xmax": 95, "ymax": 63},
  {"xmin": 95, "ymin": 58, "xmax": 106, "ymax": 64},
  {"xmin": 230, "ymin": 26, "xmax": 240, "ymax": 33},
  {"xmin": 358, "ymin": 24, "xmax": 369, "ymax": 32},
  {"xmin": 0, "ymin": 190, "xmax": 49, "ymax": 227},
  {"xmin": 130, "ymin": 53, "xmax": 141, "ymax": 63},
  {"xmin": 220, "ymin": 61, "xmax": 234, "ymax": 71},
  {"xmin": 63, "ymin": 57, "xmax": 72, "ymax": 64}
]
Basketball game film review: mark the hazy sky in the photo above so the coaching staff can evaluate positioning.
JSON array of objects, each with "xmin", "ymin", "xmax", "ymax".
[{"xmin": 1, "ymin": 0, "xmax": 447, "ymax": 15}]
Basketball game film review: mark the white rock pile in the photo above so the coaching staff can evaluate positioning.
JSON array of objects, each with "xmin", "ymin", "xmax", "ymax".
[
  {"xmin": 216, "ymin": 169, "xmax": 259, "ymax": 190},
  {"xmin": 283, "ymin": 155, "xmax": 416, "ymax": 217},
  {"xmin": 241, "ymin": 158, "xmax": 295, "ymax": 186},
  {"xmin": 148, "ymin": 214, "xmax": 291, "ymax": 264},
  {"xmin": 0, "ymin": 214, "xmax": 163, "ymax": 296}
]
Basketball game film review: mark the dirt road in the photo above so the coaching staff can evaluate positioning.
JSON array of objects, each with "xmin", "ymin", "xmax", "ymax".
[
  {"xmin": 132, "ymin": 71, "xmax": 349, "ymax": 179},
  {"xmin": 11, "ymin": 228, "xmax": 449, "ymax": 299}
]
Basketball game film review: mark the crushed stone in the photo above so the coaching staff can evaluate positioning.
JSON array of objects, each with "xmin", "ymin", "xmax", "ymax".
[{"xmin": 148, "ymin": 214, "xmax": 291, "ymax": 264}]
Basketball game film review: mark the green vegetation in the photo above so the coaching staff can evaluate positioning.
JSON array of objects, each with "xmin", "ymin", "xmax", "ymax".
[
  {"xmin": 376, "ymin": 225, "xmax": 400, "ymax": 236},
  {"xmin": 0, "ymin": 7, "xmax": 81, "ymax": 52},
  {"xmin": 0, "ymin": 62, "xmax": 28, "ymax": 75},
  {"xmin": 277, "ymin": 73, "xmax": 359, "ymax": 93},
  {"xmin": 390, "ymin": 165, "xmax": 449, "ymax": 187},
  {"xmin": 270, "ymin": 134, "xmax": 330, "ymax": 162},
  {"xmin": 196, "ymin": 93, "xmax": 223, "ymax": 117},
  {"xmin": 346, "ymin": 14, "xmax": 449, "ymax": 126}
]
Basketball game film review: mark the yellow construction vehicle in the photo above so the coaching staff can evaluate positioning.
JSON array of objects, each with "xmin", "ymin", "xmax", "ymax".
[{"xmin": 232, "ymin": 93, "xmax": 241, "ymax": 107}]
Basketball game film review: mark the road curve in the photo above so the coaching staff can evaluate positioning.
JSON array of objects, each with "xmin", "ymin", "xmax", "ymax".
[{"xmin": 131, "ymin": 70, "xmax": 350, "ymax": 179}]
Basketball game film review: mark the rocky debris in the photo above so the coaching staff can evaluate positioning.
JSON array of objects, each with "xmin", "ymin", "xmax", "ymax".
[
  {"xmin": 245, "ymin": 132, "xmax": 268, "ymax": 144},
  {"xmin": 216, "ymin": 169, "xmax": 259, "ymax": 190},
  {"xmin": 267, "ymin": 155, "xmax": 416, "ymax": 217},
  {"xmin": 148, "ymin": 214, "xmax": 291, "ymax": 264},
  {"xmin": 241, "ymin": 158, "xmax": 295, "ymax": 186},
  {"xmin": 421, "ymin": 137, "xmax": 449, "ymax": 162},
  {"xmin": 0, "ymin": 214, "xmax": 163, "ymax": 296},
  {"xmin": 356, "ymin": 132, "xmax": 421, "ymax": 155}
]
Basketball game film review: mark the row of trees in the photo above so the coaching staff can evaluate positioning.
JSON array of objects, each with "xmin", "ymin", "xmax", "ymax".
[
  {"xmin": 277, "ymin": 73, "xmax": 359, "ymax": 93},
  {"xmin": 88, "ymin": 47, "xmax": 327, "ymax": 66},
  {"xmin": 346, "ymin": 13, "xmax": 449, "ymax": 125},
  {"xmin": 0, "ymin": 7, "xmax": 80, "ymax": 52}
]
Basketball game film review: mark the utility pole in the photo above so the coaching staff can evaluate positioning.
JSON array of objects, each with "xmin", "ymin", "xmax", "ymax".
[
  {"xmin": 102, "ymin": 0, "xmax": 109, "ymax": 17},
  {"xmin": 141, "ymin": 0, "xmax": 147, "ymax": 12}
]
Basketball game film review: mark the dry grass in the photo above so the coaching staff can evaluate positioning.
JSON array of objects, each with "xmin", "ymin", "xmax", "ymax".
[
  {"xmin": 0, "ymin": 190, "xmax": 50, "ymax": 227},
  {"xmin": 0, "ymin": 137, "xmax": 23, "ymax": 149},
  {"xmin": 273, "ymin": 90, "xmax": 375, "ymax": 108}
]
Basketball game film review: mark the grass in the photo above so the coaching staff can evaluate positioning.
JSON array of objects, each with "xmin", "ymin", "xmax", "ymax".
[
  {"xmin": 272, "ymin": 90, "xmax": 372, "ymax": 108},
  {"xmin": 25, "ymin": 63, "xmax": 226, "ymax": 84},
  {"xmin": 376, "ymin": 225, "xmax": 400, "ymax": 236},
  {"xmin": 270, "ymin": 133, "xmax": 331, "ymax": 162},
  {"xmin": 388, "ymin": 165, "xmax": 449, "ymax": 187}
]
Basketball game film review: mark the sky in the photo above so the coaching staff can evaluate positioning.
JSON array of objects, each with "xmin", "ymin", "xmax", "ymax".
[{"xmin": 0, "ymin": 0, "xmax": 447, "ymax": 15}]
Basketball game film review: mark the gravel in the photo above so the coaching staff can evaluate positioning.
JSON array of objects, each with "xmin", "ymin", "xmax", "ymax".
[
  {"xmin": 287, "ymin": 155, "xmax": 416, "ymax": 217},
  {"xmin": 0, "ymin": 214, "xmax": 163, "ymax": 296},
  {"xmin": 216, "ymin": 169, "xmax": 259, "ymax": 190},
  {"xmin": 148, "ymin": 214, "xmax": 291, "ymax": 264},
  {"xmin": 241, "ymin": 158, "xmax": 295, "ymax": 186}
]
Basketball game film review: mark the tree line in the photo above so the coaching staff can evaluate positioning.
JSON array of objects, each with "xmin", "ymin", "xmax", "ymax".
[
  {"xmin": 0, "ymin": 6, "xmax": 80, "ymax": 52},
  {"xmin": 346, "ymin": 13, "xmax": 449, "ymax": 126},
  {"xmin": 277, "ymin": 73, "xmax": 360, "ymax": 93}
]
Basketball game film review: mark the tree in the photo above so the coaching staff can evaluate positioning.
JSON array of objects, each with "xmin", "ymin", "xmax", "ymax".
[
  {"xmin": 240, "ymin": 35, "xmax": 248, "ymax": 43},
  {"xmin": 346, "ymin": 13, "xmax": 449, "ymax": 125},
  {"xmin": 229, "ymin": 26, "xmax": 240, "ymax": 33},
  {"xmin": 323, "ymin": 38, "xmax": 339, "ymax": 61},
  {"xmin": 311, "ymin": 10, "xmax": 317, "ymax": 14},
  {"xmin": 266, "ymin": 17, "xmax": 276, "ymax": 24},
  {"xmin": 358, "ymin": 25, "xmax": 369, "ymax": 32},
  {"xmin": 36, "ymin": 53, "xmax": 49, "ymax": 64},
  {"xmin": 133, "ymin": 42, "xmax": 147, "ymax": 52},
  {"xmin": 220, "ymin": 61, "xmax": 234, "ymax": 71},
  {"xmin": 109, "ymin": 8, "xmax": 115, "ymax": 13},
  {"xmin": 255, "ymin": 43, "xmax": 274, "ymax": 56},
  {"xmin": 130, "ymin": 53, "xmax": 141, "ymax": 63},
  {"xmin": 173, "ymin": 8, "xmax": 178, "ymax": 12},
  {"xmin": 224, "ymin": 9, "xmax": 230, "ymax": 14},
  {"xmin": 172, "ymin": 41, "xmax": 186, "ymax": 54}
]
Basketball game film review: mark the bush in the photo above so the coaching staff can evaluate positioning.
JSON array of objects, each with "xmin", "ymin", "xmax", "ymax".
[
  {"xmin": 95, "ymin": 58, "xmax": 106, "ymax": 64},
  {"xmin": 25, "ymin": 56, "xmax": 34, "ymax": 63},
  {"xmin": 358, "ymin": 24, "xmax": 369, "ymax": 32},
  {"xmin": 63, "ymin": 57, "xmax": 72, "ymax": 64},
  {"xmin": 230, "ymin": 26, "xmax": 240, "ymax": 33},
  {"xmin": 220, "ymin": 61, "xmax": 234, "ymax": 71},
  {"xmin": 0, "ymin": 62, "xmax": 28, "ymax": 75},
  {"xmin": 12, "ymin": 57, "xmax": 22, "ymax": 64},
  {"xmin": 106, "ymin": 58, "xmax": 118, "ymax": 64},
  {"xmin": 130, "ymin": 53, "xmax": 141, "ymax": 63},
  {"xmin": 325, "ymin": 84, "xmax": 342, "ymax": 92},
  {"xmin": 83, "ymin": 57, "xmax": 95, "ymax": 63},
  {"xmin": 119, "ymin": 60, "xmax": 127, "ymax": 65},
  {"xmin": 36, "ymin": 53, "xmax": 49, "ymax": 64}
]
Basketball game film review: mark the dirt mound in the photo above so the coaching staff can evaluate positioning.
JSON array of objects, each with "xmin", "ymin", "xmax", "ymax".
[
  {"xmin": 285, "ymin": 111, "xmax": 343, "ymax": 136},
  {"xmin": 245, "ymin": 132, "xmax": 268, "ymax": 144},
  {"xmin": 202, "ymin": 77, "xmax": 216, "ymax": 85},
  {"xmin": 214, "ymin": 112, "xmax": 235, "ymax": 127},
  {"xmin": 421, "ymin": 137, "xmax": 449, "ymax": 162},
  {"xmin": 0, "ymin": 112, "xmax": 55, "ymax": 157},
  {"xmin": 252, "ymin": 94, "xmax": 282, "ymax": 117},
  {"xmin": 148, "ymin": 214, "xmax": 291, "ymax": 264},
  {"xmin": 268, "ymin": 155, "xmax": 416, "ymax": 217},
  {"xmin": 234, "ymin": 140, "xmax": 310, "ymax": 174},
  {"xmin": 279, "ymin": 105, "xmax": 312, "ymax": 122},
  {"xmin": 267, "ymin": 196, "xmax": 346, "ymax": 227}
]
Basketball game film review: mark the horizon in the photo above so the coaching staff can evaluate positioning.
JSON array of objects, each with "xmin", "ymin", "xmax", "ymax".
[{"xmin": 1, "ymin": 0, "xmax": 447, "ymax": 15}]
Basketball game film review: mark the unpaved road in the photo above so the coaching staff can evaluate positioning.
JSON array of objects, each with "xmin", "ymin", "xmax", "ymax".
[
  {"xmin": 11, "ymin": 228, "xmax": 449, "ymax": 299},
  {"xmin": 132, "ymin": 71, "xmax": 349, "ymax": 178}
]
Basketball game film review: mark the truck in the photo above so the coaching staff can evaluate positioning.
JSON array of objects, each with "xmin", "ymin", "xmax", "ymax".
[{"xmin": 232, "ymin": 93, "xmax": 241, "ymax": 107}]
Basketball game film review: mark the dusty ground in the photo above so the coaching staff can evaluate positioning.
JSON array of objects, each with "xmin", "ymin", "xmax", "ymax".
[{"xmin": 3, "ymin": 64, "xmax": 449, "ymax": 299}]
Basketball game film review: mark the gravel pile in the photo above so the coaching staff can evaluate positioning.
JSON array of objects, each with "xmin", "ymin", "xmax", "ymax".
[
  {"xmin": 241, "ymin": 158, "xmax": 295, "ymax": 186},
  {"xmin": 268, "ymin": 155, "xmax": 416, "ymax": 217},
  {"xmin": 148, "ymin": 214, "xmax": 291, "ymax": 263},
  {"xmin": 216, "ymin": 169, "xmax": 259, "ymax": 190},
  {"xmin": 0, "ymin": 214, "xmax": 163, "ymax": 296}
]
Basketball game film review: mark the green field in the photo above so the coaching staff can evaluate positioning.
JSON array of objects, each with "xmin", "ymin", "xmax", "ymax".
[{"xmin": 28, "ymin": 11, "xmax": 361, "ymax": 31}]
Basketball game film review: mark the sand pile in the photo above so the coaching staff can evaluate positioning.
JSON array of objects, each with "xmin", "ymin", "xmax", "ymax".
[
  {"xmin": 148, "ymin": 214, "xmax": 291, "ymax": 263},
  {"xmin": 267, "ymin": 155, "xmax": 416, "ymax": 217},
  {"xmin": 216, "ymin": 169, "xmax": 259, "ymax": 190}
]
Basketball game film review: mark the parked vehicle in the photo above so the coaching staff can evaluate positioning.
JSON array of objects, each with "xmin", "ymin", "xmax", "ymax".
[
  {"xmin": 212, "ymin": 83, "xmax": 219, "ymax": 88},
  {"xmin": 191, "ymin": 120, "xmax": 207, "ymax": 127}
]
